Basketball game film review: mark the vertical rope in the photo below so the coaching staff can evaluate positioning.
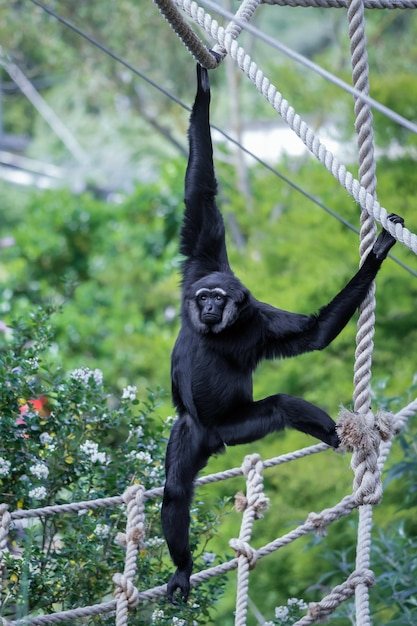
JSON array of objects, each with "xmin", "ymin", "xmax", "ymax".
[
  {"xmin": 113, "ymin": 485, "xmax": 146, "ymax": 626},
  {"xmin": 229, "ymin": 454, "xmax": 269, "ymax": 626},
  {"xmin": 349, "ymin": 0, "xmax": 377, "ymax": 414},
  {"xmin": 347, "ymin": 2, "xmax": 378, "ymax": 624}
]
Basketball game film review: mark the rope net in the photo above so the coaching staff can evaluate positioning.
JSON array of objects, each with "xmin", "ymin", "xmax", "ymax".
[{"xmin": 2, "ymin": 0, "xmax": 417, "ymax": 624}]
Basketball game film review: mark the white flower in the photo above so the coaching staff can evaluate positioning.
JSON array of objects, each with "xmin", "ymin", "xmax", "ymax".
[
  {"xmin": 275, "ymin": 606, "xmax": 289, "ymax": 621},
  {"xmin": 70, "ymin": 367, "xmax": 103, "ymax": 385},
  {"xmin": 147, "ymin": 537, "xmax": 165, "ymax": 549},
  {"xmin": 287, "ymin": 597, "xmax": 308, "ymax": 611},
  {"xmin": 29, "ymin": 462, "xmax": 49, "ymax": 480},
  {"xmin": 94, "ymin": 523, "xmax": 110, "ymax": 538},
  {"xmin": 202, "ymin": 552, "xmax": 216, "ymax": 566},
  {"xmin": 172, "ymin": 619, "xmax": 186, "ymax": 626},
  {"xmin": 122, "ymin": 385, "xmax": 137, "ymax": 401},
  {"xmin": 135, "ymin": 451, "xmax": 152, "ymax": 464},
  {"xmin": 0, "ymin": 457, "xmax": 11, "ymax": 477},
  {"xmin": 151, "ymin": 609, "xmax": 164, "ymax": 622},
  {"xmin": 80, "ymin": 440, "xmax": 97, "ymax": 455},
  {"xmin": 29, "ymin": 486, "xmax": 47, "ymax": 500},
  {"xmin": 128, "ymin": 425, "xmax": 144, "ymax": 440},
  {"xmin": 80, "ymin": 440, "xmax": 107, "ymax": 464},
  {"xmin": 40, "ymin": 432, "xmax": 53, "ymax": 445}
]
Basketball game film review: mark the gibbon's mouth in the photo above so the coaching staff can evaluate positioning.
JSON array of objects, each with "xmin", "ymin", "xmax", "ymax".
[{"xmin": 202, "ymin": 314, "xmax": 221, "ymax": 325}]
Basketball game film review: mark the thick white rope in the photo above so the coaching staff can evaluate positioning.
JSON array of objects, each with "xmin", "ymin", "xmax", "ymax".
[
  {"xmin": 349, "ymin": 0, "xmax": 377, "ymax": 416},
  {"xmin": 212, "ymin": 0, "xmax": 262, "ymax": 60},
  {"xmin": 230, "ymin": 454, "xmax": 269, "ymax": 625},
  {"xmin": 294, "ymin": 569, "xmax": 375, "ymax": 625},
  {"xmin": 4, "ymin": 3, "xmax": 417, "ymax": 623},
  {"xmin": 0, "ymin": 504, "xmax": 11, "ymax": 607},
  {"xmin": 113, "ymin": 485, "xmax": 145, "ymax": 625}
]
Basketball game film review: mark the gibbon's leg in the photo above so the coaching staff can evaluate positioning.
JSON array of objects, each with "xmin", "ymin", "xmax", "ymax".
[
  {"xmin": 216, "ymin": 394, "xmax": 339, "ymax": 448},
  {"xmin": 162, "ymin": 415, "xmax": 222, "ymax": 603}
]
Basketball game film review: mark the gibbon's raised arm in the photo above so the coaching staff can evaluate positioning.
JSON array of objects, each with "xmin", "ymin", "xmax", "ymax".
[
  {"xmin": 181, "ymin": 64, "xmax": 230, "ymax": 284},
  {"xmin": 259, "ymin": 222, "xmax": 401, "ymax": 359}
]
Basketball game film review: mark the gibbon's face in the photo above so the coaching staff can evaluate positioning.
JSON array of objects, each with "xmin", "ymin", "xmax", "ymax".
[
  {"xmin": 195, "ymin": 287, "xmax": 227, "ymax": 326},
  {"xmin": 186, "ymin": 272, "xmax": 249, "ymax": 334}
]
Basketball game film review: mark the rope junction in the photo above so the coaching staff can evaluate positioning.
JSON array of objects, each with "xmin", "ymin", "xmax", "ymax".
[{"xmin": 3, "ymin": 0, "xmax": 417, "ymax": 624}]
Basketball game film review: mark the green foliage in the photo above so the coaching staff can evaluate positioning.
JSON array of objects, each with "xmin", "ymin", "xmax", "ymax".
[
  {"xmin": 0, "ymin": 166, "xmax": 184, "ymax": 396},
  {"xmin": 0, "ymin": 306, "xmax": 226, "ymax": 623}
]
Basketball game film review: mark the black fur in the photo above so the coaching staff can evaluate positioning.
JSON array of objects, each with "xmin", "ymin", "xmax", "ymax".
[{"xmin": 161, "ymin": 64, "xmax": 403, "ymax": 604}]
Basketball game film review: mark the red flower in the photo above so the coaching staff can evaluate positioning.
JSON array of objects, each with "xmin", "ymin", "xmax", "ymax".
[{"xmin": 17, "ymin": 397, "xmax": 49, "ymax": 434}]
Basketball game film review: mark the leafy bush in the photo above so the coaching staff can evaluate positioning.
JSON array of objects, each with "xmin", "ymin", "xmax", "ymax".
[{"xmin": 0, "ymin": 307, "xmax": 226, "ymax": 624}]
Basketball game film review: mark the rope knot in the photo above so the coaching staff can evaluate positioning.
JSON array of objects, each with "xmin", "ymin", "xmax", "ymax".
[
  {"xmin": 113, "ymin": 573, "xmax": 139, "ymax": 609},
  {"xmin": 306, "ymin": 568, "xmax": 375, "ymax": 623},
  {"xmin": 234, "ymin": 491, "xmax": 247, "ymax": 513},
  {"xmin": 347, "ymin": 568, "xmax": 375, "ymax": 590},
  {"xmin": 116, "ymin": 527, "xmax": 145, "ymax": 548},
  {"xmin": 229, "ymin": 538, "xmax": 258, "ymax": 569},
  {"xmin": 337, "ymin": 407, "xmax": 394, "ymax": 452},
  {"xmin": 337, "ymin": 407, "xmax": 395, "ymax": 505},
  {"xmin": 307, "ymin": 512, "xmax": 330, "ymax": 537}
]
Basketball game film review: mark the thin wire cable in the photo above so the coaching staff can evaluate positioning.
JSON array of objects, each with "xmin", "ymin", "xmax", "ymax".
[
  {"xmin": 29, "ymin": 0, "xmax": 188, "ymax": 111},
  {"xmin": 27, "ymin": 0, "xmax": 417, "ymax": 277}
]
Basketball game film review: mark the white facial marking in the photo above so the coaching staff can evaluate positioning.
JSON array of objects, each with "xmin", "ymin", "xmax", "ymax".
[{"xmin": 195, "ymin": 287, "xmax": 227, "ymax": 297}]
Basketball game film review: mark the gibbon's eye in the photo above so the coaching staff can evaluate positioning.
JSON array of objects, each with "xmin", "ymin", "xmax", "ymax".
[
  {"xmin": 199, "ymin": 294, "xmax": 207, "ymax": 302},
  {"xmin": 215, "ymin": 294, "xmax": 224, "ymax": 303}
]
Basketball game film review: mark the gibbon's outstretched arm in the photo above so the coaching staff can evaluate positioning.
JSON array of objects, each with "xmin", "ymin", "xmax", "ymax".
[
  {"xmin": 181, "ymin": 64, "xmax": 230, "ymax": 285},
  {"xmin": 161, "ymin": 63, "xmax": 403, "ymax": 605},
  {"xmin": 259, "ymin": 216, "xmax": 403, "ymax": 360}
]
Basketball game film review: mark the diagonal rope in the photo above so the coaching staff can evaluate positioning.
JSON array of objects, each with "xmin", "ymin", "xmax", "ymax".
[
  {"xmin": 151, "ymin": 0, "xmax": 219, "ymax": 67},
  {"xmin": 212, "ymin": 0, "xmax": 262, "ymax": 60}
]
